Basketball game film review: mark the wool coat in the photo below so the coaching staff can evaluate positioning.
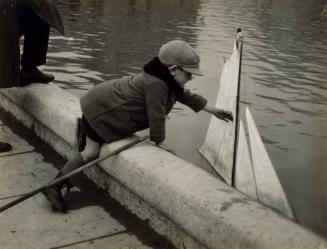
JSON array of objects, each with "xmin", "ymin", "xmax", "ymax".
[
  {"xmin": 17, "ymin": 0, "xmax": 64, "ymax": 34},
  {"xmin": 80, "ymin": 71, "xmax": 207, "ymax": 144}
]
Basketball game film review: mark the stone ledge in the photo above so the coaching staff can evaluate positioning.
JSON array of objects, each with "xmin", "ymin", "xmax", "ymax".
[{"xmin": 0, "ymin": 83, "xmax": 326, "ymax": 249}]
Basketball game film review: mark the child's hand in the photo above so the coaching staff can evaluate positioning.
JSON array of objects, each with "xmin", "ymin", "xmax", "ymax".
[
  {"xmin": 214, "ymin": 109, "xmax": 233, "ymax": 122},
  {"xmin": 203, "ymin": 104, "xmax": 233, "ymax": 122}
]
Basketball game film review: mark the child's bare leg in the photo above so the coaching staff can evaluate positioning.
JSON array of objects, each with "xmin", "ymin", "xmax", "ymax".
[
  {"xmin": 43, "ymin": 136, "xmax": 101, "ymax": 212},
  {"xmin": 60, "ymin": 136, "xmax": 101, "ymax": 174}
]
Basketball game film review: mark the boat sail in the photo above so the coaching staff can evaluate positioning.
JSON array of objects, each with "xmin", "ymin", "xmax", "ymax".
[
  {"xmin": 198, "ymin": 34, "xmax": 241, "ymax": 185},
  {"xmin": 199, "ymin": 30, "xmax": 294, "ymax": 219}
]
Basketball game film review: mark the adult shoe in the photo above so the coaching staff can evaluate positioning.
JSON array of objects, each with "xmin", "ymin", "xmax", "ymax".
[{"xmin": 21, "ymin": 67, "xmax": 55, "ymax": 86}]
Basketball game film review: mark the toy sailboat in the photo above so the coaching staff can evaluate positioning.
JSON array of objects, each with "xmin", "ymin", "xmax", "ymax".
[{"xmin": 199, "ymin": 29, "xmax": 294, "ymax": 219}]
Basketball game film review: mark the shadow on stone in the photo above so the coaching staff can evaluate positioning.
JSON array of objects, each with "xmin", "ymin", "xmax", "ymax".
[
  {"xmin": 64, "ymin": 189, "xmax": 104, "ymax": 211},
  {"xmin": 0, "ymin": 107, "xmax": 177, "ymax": 249}
]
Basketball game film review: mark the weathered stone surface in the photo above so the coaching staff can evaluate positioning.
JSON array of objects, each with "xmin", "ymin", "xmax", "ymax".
[
  {"xmin": 0, "ymin": 122, "xmax": 162, "ymax": 249},
  {"xmin": 0, "ymin": 84, "xmax": 326, "ymax": 249}
]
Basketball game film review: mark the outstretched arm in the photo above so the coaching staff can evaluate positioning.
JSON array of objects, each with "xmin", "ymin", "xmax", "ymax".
[{"xmin": 203, "ymin": 104, "xmax": 233, "ymax": 122}]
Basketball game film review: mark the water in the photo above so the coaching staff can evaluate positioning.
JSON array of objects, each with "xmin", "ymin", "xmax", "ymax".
[{"xmin": 45, "ymin": 0, "xmax": 327, "ymax": 237}]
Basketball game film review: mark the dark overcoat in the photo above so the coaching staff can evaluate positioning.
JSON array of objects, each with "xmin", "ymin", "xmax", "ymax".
[
  {"xmin": 0, "ymin": 0, "xmax": 20, "ymax": 86},
  {"xmin": 80, "ymin": 72, "xmax": 207, "ymax": 144},
  {"xmin": 19, "ymin": 0, "xmax": 64, "ymax": 34}
]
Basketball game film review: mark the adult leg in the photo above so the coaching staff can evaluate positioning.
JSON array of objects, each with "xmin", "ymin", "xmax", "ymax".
[
  {"xmin": 17, "ymin": 2, "xmax": 55, "ymax": 84},
  {"xmin": 21, "ymin": 17, "xmax": 49, "ymax": 69},
  {"xmin": 43, "ymin": 137, "xmax": 101, "ymax": 212}
]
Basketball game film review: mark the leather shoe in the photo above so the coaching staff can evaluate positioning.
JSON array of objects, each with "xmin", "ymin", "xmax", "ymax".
[
  {"xmin": 21, "ymin": 67, "xmax": 55, "ymax": 85},
  {"xmin": 0, "ymin": 142, "xmax": 12, "ymax": 153},
  {"xmin": 42, "ymin": 186, "xmax": 68, "ymax": 213}
]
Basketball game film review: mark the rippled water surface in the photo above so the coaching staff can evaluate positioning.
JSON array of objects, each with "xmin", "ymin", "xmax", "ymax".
[{"xmin": 46, "ymin": 0, "xmax": 327, "ymax": 237}]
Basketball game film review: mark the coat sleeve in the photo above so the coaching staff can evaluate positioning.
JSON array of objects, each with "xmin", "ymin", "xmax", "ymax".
[
  {"xmin": 177, "ymin": 89, "xmax": 208, "ymax": 112},
  {"xmin": 144, "ymin": 81, "xmax": 169, "ymax": 144}
]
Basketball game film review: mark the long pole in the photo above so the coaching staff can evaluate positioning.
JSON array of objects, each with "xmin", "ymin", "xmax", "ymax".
[{"xmin": 0, "ymin": 135, "xmax": 149, "ymax": 213}]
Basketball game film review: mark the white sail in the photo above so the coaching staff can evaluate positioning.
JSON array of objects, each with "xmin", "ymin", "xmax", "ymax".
[
  {"xmin": 246, "ymin": 107, "xmax": 294, "ymax": 219},
  {"xmin": 234, "ymin": 120, "xmax": 257, "ymax": 199},
  {"xmin": 199, "ymin": 41, "xmax": 241, "ymax": 184},
  {"xmin": 199, "ymin": 31, "xmax": 295, "ymax": 219}
]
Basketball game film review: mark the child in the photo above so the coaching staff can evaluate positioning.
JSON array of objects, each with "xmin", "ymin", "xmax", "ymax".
[{"xmin": 43, "ymin": 40, "xmax": 233, "ymax": 212}]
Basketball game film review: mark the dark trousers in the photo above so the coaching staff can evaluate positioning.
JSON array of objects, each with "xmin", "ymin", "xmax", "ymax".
[{"xmin": 16, "ymin": 0, "xmax": 50, "ymax": 69}]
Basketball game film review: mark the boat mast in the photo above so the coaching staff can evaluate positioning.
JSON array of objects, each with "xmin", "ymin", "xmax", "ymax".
[{"xmin": 231, "ymin": 28, "xmax": 244, "ymax": 187}]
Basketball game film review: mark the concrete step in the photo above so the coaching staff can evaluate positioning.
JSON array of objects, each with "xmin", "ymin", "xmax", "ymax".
[
  {"xmin": 1, "ymin": 84, "xmax": 326, "ymax": 249},
  {"xmin": 0, "ymin": 121, "xmax": 174, "ymax": 249}
]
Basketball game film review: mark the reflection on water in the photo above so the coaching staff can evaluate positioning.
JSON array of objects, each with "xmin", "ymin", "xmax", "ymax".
[{"xmin": 46, "ymin": 0, "xmax": 327, "ymax": 237}]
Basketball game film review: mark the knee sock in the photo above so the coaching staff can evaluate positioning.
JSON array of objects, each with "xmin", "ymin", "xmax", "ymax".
[
  {"xmin": 52, "ymin": 153, "xmax": 86, "ymax": 192},
  {"xmin": 59, "ymin": 153, "xmax": 86, "ymax": 176}
]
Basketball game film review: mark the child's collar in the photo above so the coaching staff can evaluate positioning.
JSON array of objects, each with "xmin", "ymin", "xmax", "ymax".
[{"xmin": 143, "ymin": 57, "xmax": 183, "ymax": 96}]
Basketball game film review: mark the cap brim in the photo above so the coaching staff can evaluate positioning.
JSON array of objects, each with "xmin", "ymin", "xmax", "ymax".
[{"xmin": 181, "ymin": 66, "xmax": 204, "ymax": 76}]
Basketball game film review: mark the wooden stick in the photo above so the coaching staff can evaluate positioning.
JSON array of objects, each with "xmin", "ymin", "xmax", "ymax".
[{"xmin": 0, "ymin": 135, "xmax": 149, "ymax": 213}]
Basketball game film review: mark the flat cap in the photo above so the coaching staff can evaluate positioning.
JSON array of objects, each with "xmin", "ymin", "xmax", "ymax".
[{"xmin": 159, "ymin": 40, "xmax": 203, "ymax": 76}]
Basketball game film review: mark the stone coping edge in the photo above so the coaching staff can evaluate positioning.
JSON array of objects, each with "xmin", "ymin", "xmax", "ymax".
[{"xmin": 0, "ymin": 83, "xmax": 326, "ymax": 249}]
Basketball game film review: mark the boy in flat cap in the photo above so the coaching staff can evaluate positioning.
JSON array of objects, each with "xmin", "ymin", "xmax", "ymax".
[{"xmin": 43, "ymin": 40, "xmax": 233, "ymax": 212}]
